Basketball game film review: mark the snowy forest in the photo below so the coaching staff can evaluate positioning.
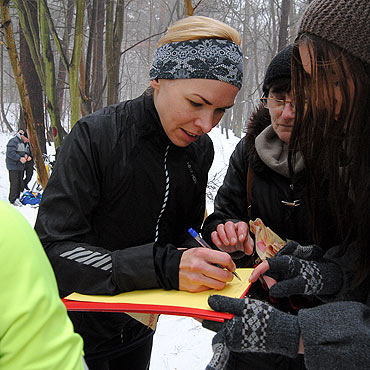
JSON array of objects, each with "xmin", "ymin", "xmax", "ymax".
[{"xmin": 1, "ymin": 0, "xmax": 311, "ymax": 185}]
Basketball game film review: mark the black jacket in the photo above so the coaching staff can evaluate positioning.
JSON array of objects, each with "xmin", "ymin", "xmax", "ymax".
[
  {"xmin": 203, "ymin": 106, "xmax": 338, "ymax": 261},
  {"xmin": 35, "ymin": 93, "xmax": 214, "ymax": 357}
]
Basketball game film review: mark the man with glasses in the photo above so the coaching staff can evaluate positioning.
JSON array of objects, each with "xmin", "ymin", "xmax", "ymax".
[{"xmin": 202, "ymin": 45, "xmax": 338, "ymax": 369}]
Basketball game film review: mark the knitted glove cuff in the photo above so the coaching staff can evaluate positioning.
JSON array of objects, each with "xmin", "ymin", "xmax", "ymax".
[
  {"xmin": 206, "ymin": 332, "xmax": 231, "ymax": 370},
  {"xmin": 222, "ymin": 298, "xmax": 300, "ymax": 358},
  {"xmin": 265, "ymin": 305, "xmax": 300, "ymax": 358}
]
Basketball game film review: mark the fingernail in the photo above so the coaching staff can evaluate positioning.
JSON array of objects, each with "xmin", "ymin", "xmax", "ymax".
[
  {"xmin": 239, "ymin": 234, "xmax": 244, "ymax": 240},
  {"xmin": 231, "ymin": 238, "xmax": 237, "ymax": 244}
]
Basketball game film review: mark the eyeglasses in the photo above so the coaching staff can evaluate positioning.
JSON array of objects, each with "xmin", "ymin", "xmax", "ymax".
[{"xmin": 260, "ymin": 97, "xmax": 296, "ymax": 112}]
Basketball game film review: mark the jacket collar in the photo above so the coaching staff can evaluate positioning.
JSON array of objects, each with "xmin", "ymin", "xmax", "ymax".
[{"xmin": 140, "ymin": 93, "xmax": 171, "ymax": 147}]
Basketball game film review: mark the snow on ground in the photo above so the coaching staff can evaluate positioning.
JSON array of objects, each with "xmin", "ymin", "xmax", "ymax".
[{"xmin": 0, "ymin": 126, "xmax": 241, "ymax": 370}]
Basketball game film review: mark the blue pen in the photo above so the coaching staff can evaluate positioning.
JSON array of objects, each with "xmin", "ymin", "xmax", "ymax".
[{"xmin": 188, "ymin": 228, "xmax": 241, "ymax": 281}]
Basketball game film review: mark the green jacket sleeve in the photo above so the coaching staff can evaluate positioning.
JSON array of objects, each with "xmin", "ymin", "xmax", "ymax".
[{"xmin": 0, "ymin": 201, "xmax": 85, "ymax": 370}]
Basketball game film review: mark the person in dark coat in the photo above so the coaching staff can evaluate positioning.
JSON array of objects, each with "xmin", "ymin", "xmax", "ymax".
[
  {"xmin": 6, "ymin": 129, "xmax": 32, "ymax": 205},
  {"xmin": 35, "ymin": 16, "xmax": 243, "ymax": 370},
  {"xmin": 203, "ymin": 45, "xmax": 312, "ymax": 262},
  {"xmin": 203, "ymin": 1, "xmax": 370, "ymax": 369}
]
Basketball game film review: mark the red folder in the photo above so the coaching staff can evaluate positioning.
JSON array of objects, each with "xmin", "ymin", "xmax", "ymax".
[
  {"xmin": 63, "ymin": 269, "xmax": 252, "ymax": 322},
  {"xmin": 63, "ymin": 285, "xmax": 250, "ymax": 322}
]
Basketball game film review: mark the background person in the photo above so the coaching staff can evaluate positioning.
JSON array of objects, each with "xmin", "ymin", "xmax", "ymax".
[
  {"xmin": 203, "ymin": 0, "xmax": 370, "ymax": 369},
  {"xmin": 5, "ymin": 129, "xmax": 32, "ymax": 206},
  {"xmin": 0, "ymin": 201, "xmax": 86, "ymax": 370},
  {"xmin": 35, "ymin": 16, "xmax": 243, "ymax": 370}
]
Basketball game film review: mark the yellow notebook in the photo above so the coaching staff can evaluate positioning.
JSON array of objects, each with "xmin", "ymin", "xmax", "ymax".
[{"xmin": 63, "ymin": 268, "xmax": 252, "ymax": 323}]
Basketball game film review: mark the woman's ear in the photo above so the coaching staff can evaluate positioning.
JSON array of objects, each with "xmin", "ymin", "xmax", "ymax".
[{"xmin": 150, "ymin": 79, "xmax": 160, "ymax": 90}]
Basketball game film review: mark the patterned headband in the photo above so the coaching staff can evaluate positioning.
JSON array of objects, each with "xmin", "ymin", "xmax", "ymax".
[{"xmin": 149, "ymin": 38, "xmax": 243, "ymax": 89}]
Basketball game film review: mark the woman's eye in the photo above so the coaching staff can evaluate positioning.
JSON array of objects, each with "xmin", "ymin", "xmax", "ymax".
[{"xmin": 189, "ymin": 100, "xmax": 202, "ymax": 107}]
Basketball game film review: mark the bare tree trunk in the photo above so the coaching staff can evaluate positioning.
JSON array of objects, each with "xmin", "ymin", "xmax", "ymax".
[
  {"xmin": 80, "ymin": 0, "xmax": 96, "ymax": 115},
  {"xmin": 105, "ymin": 0, "xmax": 124, "ymax": 105},
  {"xmin": 269, "ymin": 0, "xmax": 278, "ymax": 57},
  {"xmin": 278, "ymin": 0, "xmax": 291, "ymax": 51},
  {"xmin": 38, "ymin": 0, "xmax": 64, "ymax": 147},
  {"xmin": 69, "ymin": 0, "xmax": 85, "ymax": 127},
  {"xmin": 19, "ymin": 2, "xmax": 46, "ymax": 153},
  {"xmin": 0, "ymin": 34, "xmax": 13, "ymax": 132},
  {"xmin": 184, "ymin": 0, "xmax": 194, "ymax": 15},
  {"xmin": 146, "ymin": 0, "xmax": 153, "ymax": 66},
  {"xmin": 221, "ymin": 109, "xmax": 230, "ymax": 140},
  {"xmin": 56, "ymin": 0, "xmax": 74, "ymax": 120},
  {"xmin": 91, "ymin": 0, "xmax": 104, "ymax": 110},
  {"xmin": 1, "ymin": 0, "xmax": 48, "ymax": 188},
  {"xmin": 184, "ymin": 0, "xmax": 203, "ymax": 15},
  {"xmin": 15, "ymin": 0, "xmax": 66, "ymax": 147}
]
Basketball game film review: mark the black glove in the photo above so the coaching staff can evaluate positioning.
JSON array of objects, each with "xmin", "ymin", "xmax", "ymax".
[
  {"xmin": 203, "ymin": 295, "xmax": 300, "ymax": 369},
  {"xmin": 265, "ymin": 254, "xmax": 343, "ymax": 298},
  {"xmin": 275, "ymin": 240, "xmax": 324, "ymax": 261},
  {"xmin": 204, "ymin": 333, "xmax": 230, "ymax": 370}
]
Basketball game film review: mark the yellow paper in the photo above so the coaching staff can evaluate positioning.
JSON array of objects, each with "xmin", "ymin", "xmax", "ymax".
[
  {"xmin": 66, "ymin": 268, "xmax": 252, "ymax": 312},
  {"xmin": 126, "ymin": 312, "xmax": 159, "ymax": 330}
]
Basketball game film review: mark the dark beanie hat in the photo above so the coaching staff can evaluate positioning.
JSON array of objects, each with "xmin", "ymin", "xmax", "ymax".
[
  {"xmin": 262, "ymin": 44, "xmax": 293, "ymax": 96},
  {"xmin": 18, "ymin": 129, "xmax": 27, "ymax": 138},
  {"xmin": 299, "ymin": 0, "xmax": 370, "ymax": 65}
]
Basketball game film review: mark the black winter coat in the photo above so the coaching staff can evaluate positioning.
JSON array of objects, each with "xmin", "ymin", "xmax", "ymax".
[{"xmin": 35, "ymin": 93, "xmax": 214, "ymax": 358}]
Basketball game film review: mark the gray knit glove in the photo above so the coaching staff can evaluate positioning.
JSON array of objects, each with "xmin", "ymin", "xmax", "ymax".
[
  {"xmin": 203, "ymin": 296, "xmax": 300, "ymax": 369},
  {"xmin": 265, "ymin": 254, "xmax": 343, "ymax": 298},
  {"xmin": 275, "ymin": 240, "xmax": 324, "ymax": 261},
  {"xmin": 204, "ymin": 334, "xmax": 230, "ymax": 370}
]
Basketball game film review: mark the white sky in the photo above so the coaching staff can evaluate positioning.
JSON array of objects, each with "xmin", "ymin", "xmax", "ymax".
[{"xmin": 0, "ymin": 126, "xmax": 241, "ymax": 370}]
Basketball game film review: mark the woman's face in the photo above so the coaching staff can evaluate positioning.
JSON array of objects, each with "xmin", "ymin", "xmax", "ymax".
[
  {"xmin": 151, "ymin": 78, "xmax": 239, "ymax": 147},
  {"xmin": 299, "ymin": 43, "xmax": 348, "ymax": 120},
  {"xmin": 268, "ymin": 90, "xmax": 296, "ymax": 144}
]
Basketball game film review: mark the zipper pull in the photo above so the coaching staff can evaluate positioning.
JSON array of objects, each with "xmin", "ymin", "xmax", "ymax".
[{"xmin": 281, "ymin": 199, "xmax": 301, "ymax": 207}]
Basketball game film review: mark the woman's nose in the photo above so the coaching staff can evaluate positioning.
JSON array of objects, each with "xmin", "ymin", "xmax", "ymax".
[
  {"xmin": 194, "ymin": 112, "xmax": 215, "ymax": 133},
  {"xmin": 281, "ymin": 102, "xmax": 295, "ymax": 120}
]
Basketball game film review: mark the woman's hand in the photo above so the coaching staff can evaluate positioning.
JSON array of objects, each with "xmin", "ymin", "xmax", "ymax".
[
  {"xmin": 249, "ymin": 260, "xmax": 277, "ymax": 289},
  {"xmin": 211, "ymin": 221, "xmax": 254, "ymax": 255},
  {"xmin": 178, "ymin": 248, "xmax": 237, "ymax": 292},
  {"xmin": 250, "ymin": 260, "xmax": 271, "ymax": 282}
]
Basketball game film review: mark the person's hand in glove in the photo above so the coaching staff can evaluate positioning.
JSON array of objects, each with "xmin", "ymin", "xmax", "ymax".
[
  {"xmin": 202, "ymin": 296, "xmax": 300, "ymax": 370},
  {"xmin": 250, "ymin": 245, "xmax": 343, "ymax": 298},
  {"xmin": 274, "ymin": 240, "xmax": 324, "ymax": 261}
]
